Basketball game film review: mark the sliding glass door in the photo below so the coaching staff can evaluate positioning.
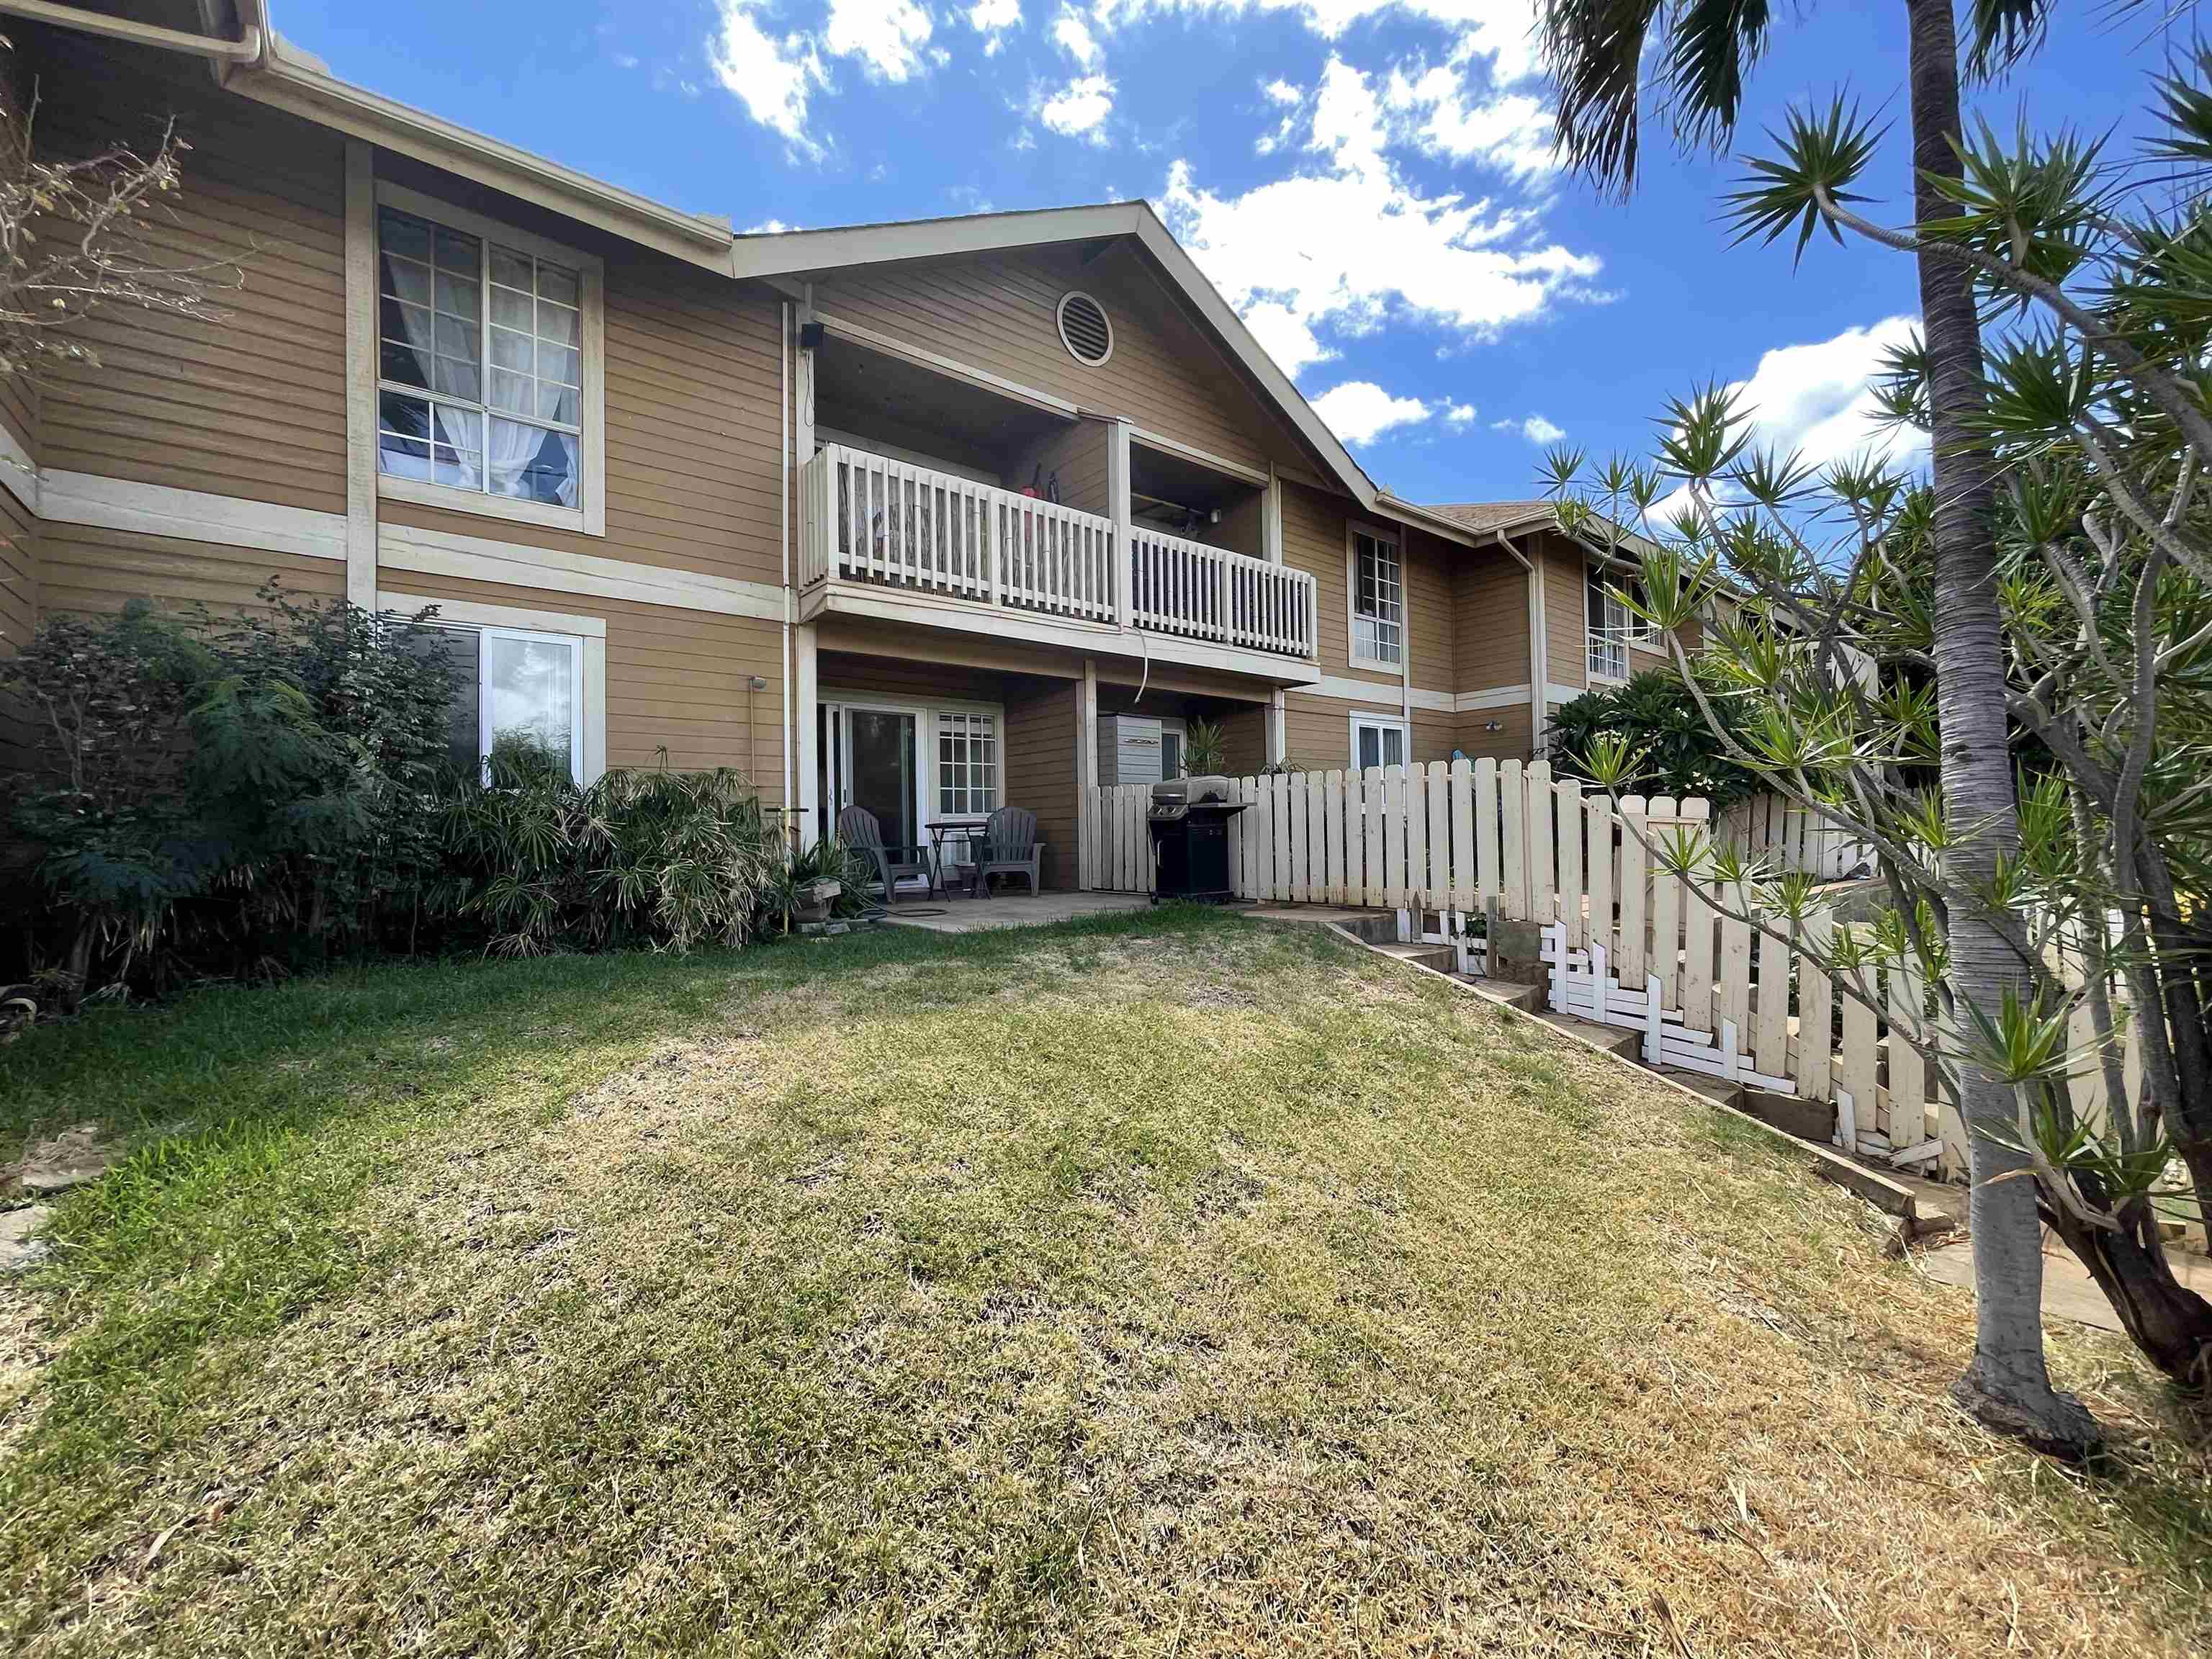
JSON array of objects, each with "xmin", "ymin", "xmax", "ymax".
[{"xmin": 822, "ymin": 703, "xmax": 919, "ymax": 850}]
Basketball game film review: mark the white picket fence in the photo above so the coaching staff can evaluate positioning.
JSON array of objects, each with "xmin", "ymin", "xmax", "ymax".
[
  {"xmin": 1085, "ymin": 761, "xmax": 1964, "ymax": 1176},
  {"xmin": 1722, "ymin": 793, "xmax": 1877, "ymax": 879}
]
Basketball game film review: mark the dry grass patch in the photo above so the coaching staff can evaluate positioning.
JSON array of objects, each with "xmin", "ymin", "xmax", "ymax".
[{"xmin": 0, "ymin": 910, "xmax": 2206, "ymax": 1657}]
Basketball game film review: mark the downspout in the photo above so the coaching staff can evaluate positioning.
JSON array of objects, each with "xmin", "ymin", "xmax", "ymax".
[{"xmin": 780, "ymin": 299, "xmax": 793, "ymax": 840}]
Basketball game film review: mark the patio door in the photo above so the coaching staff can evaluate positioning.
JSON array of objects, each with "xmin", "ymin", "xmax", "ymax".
[{"xmin": 824, "ymin": 703, "xmax": 919, "ymax": 850}]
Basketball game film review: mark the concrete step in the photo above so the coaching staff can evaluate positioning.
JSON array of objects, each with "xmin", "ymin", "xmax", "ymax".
[
  {"xmin": 1460, "ymin": 974, "xmax": 1542, "ymax": 1012},
  {"xmin": 1374, "ymin": 940, "xmax": 1457, "ymax": 974},
  {"xmin": 1537, "ymin": 1007, "xmax": 1642, "ymax": 1061}
]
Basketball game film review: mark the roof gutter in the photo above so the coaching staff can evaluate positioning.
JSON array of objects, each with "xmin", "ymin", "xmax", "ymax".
[{"xmin": 0, "ymin": 0, "xmax": 261, "ymax": 60}]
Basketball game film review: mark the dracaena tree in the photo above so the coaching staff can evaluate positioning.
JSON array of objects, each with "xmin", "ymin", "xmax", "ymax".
[{"xmin": 1541, "ymin": 50, "xmax": 2212, "ymax": 1447}]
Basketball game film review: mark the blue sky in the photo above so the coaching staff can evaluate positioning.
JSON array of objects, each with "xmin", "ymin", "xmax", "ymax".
[{"xmin": 277, "ymin": 0, "xmax": 2167, "ymax": 505}]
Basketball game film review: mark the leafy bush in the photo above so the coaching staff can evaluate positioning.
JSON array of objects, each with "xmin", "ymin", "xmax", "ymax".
[
  {"xmin": 1, "ymin": 585, "xmax": 462, "ymax": 999},
  {"xmin": 431, "ymin": 743, "xmax": 778, "ymax": 956},
  {"xmin": 1545, "ymin": 667, "xmax": 1764, "ymax": 806}
]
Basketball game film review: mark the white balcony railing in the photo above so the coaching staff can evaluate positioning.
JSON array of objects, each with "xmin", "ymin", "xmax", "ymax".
[
  {"xmin": 1129, "ymin": 525, "xmax": 1316, "ymax": 659},
  {"xmin": 801, "ymin": 442, "xmax": 1318, "ymax": 661},
  {"xmin": 801, "ymin": 443, "xmax": 1117, "ymax": 622}
]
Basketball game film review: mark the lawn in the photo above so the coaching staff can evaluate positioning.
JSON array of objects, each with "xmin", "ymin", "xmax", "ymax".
[{"xmin": 1, "ymin": 909, "xmax": 2207, "ymax": 1657}]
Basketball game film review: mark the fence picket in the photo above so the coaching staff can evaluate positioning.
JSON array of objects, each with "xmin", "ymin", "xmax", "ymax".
[
  {"xmin": 1716, "ymin": 878, "xmax": 1750, "ymax": 1043},
  {"xmin": 1308, "ymin": 768, "xmax": 1329, "ymax": 907},
  {"xmin": 1587, "ymin": 794, "xmax": 1614, "ymax": 966},
  {"xmin": 1753, "ymin": 903, "xmax": 1790, "ymax": 1079},
  {"xmin": 1797, "ymin": 906, "xmax": 1835, "ymax": 1103},
  {"xmin": 1449, "ymin": 758, "xmax": 1475, "ymax": 914},
  {"xmin": 1555, "ymin": 778, "xmax": 1583, "ymax": 947},
  {"xmin": 1617, "ymin": 796, "xmax": 1648, "ymax": 984},
  {"xmin": 1323, "ymin": 770, "xmax": 1346, "ymax": 905},
  {"xmin": 1648, "ymin": 795, "xmax": 1681, "ymax": 1008},
  {"xmin": 1354, "ymin": 770, "xmax": 1371, "ymax": 902},
  {"xmin": 1383, "ymin": 765, "xmax": 1407, "ymax": 911},
  {"xmin": 1837, "ymin": 943, "xmax": 1881, "ymax": 1146},
  {"xmin": 1889, "ymin": 958, "xmax": 1929, "ymax": 1151},
  {"xmin": 1426, "ymin": 760, "xmax": 1451, "ymax": 914},
  {"xmin": 1501, "ymin": 761, "xmax": 1526, "ymax": 922},
  {"xmin": 1406, "ymin": 764, "xmax": 1429, "ymax": 914},
  {"xmin": 1288, "ymin": 772, "xmax": 1310, "ymax": 904},
  {"xmin": 1528, "ymin": 760, "xmax": 1555, "ymax": 928},
  {"xmin": 1475, "ymin": 759, "xmax": 1500, "ymax": 911}
]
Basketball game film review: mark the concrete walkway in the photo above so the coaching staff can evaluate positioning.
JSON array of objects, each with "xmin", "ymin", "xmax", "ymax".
[{"xmin": 1917, "ymin": 1226, "xmax": 2212, "ymax": 1336}]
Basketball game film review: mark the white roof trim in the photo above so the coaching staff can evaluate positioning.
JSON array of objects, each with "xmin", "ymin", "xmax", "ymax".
[{"xmin": 731, "ymin": 201, "xmax": 1380, "ymax": 509}]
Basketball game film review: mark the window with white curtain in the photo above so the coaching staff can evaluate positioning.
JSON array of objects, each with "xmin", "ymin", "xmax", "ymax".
[
  {"xmin": 374, "ymin": 195, "xmax": 594, "ymax": 524},
  {"xmin": 936, "ymin": 711, "xmax": 998, "ymax": 816},
  {"xmin": 1350, "ymin": 526, "xmax": 1403, "ymax": 667}
]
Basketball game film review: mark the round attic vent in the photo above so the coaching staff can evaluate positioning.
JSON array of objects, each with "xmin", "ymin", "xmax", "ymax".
[{"xmin": 1056, "ymin": 291, "xmax": 1114, "ymax": 367}]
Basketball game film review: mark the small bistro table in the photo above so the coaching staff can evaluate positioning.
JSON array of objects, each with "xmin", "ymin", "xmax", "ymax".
[{"xmin": 925, "ymin": 819, "xmax": 992, "ymax": 898}]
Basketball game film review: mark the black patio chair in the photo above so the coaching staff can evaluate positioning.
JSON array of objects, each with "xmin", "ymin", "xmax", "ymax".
[{"xmin": 836, "ymin": 805, "xmax": 933, "ymax": 905}]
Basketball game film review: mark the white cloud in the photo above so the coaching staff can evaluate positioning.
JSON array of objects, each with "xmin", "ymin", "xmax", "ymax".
[
  {"xmin": 1263, "ymin": 77, "xmax": 1302, "ymax": 104},
  {"xmin": 1053, "ymin": 8, "xmax": 1104, "ymax": 66},
  {"xmin": 1161, "ymin": 57, "xmax": 1600, "ymax": 380},
  {"xmin": 968, "ymin": 0, "xmax": 1020, "ymax": 50},
  {"xmin": 1310, "ymin": 380, "xmax": 1431, "ymax": 444},
  {"xmin": 1521, "ymin": 414, "xmax": 1565, "ymax": 444},
  {"xmin": 1094, "ymin": 0, "xmax": 1541, "ymax": 69},
  {"xmin": 1039, "ymin": 74, "xmax": 1115, "ymax": 141},
  {"xmin": 1382, "ymin": 60, "xmax": 1555, "ymax": 178},
  {"xmin": 1242, "ymin": 299, "xmax": 1333, "ymax": 374},
  {"xmin": 709, "ymin": 1, "xmax": 826, "ymax": 151},
  {"xmin": 824, "ymin": 0, "xmax": 936, "ymax": 81},
  {"xmin": 1728, "ymin": 315, "xmax": 1925, "ymax": 474},
  {"xmin": 1444, "ymin": 401, "xmax": 1475, "ymax": 426}
]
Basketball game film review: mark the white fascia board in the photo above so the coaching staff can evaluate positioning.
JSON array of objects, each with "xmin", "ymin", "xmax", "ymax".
[
  {"xmin": 227, "ymin": 30, "xmax": 732, "ymax": 271},
  {"xmin": 728, "ymin": 202, "xmax": 1148, "ymax": 280}
]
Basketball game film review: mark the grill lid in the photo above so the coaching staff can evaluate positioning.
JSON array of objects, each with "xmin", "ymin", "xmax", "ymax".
[{"xmin": 1152, "ymin": 774, "xmax": 1231, "ymax": 806}]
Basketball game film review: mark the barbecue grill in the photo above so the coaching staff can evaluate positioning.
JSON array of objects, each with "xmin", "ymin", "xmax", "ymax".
[{"xmin": 1148, "ymin": 775, "xmax": 1249, "ymax": 904}]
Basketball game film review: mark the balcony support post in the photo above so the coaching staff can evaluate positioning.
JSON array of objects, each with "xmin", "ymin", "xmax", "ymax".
[
  {"xmin": 1078, "ymin": 657, "xmax": 1100, "ymax": 890},
  {"xmin": 1109, "ymin": 419, "xmax": 1133, "ymax": 629}
]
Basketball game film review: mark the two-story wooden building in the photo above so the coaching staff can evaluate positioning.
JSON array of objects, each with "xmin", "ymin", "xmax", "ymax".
[{"xmin": 0, "ymin": 0, "xmax": 1680, "ymax": 891}]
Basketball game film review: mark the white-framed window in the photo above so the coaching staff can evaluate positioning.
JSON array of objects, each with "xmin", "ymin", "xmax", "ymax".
[
  {"xmin": 1349, "ymin": 712, "xmax": 1409, "ymax": 772},
  {"xmin": 936, "ymin": 710, "xmax": 999, "ymax": 816},
  {"xmin": 369, "ymin": 182, "xmax": 604, "ymax": 536},
  {"xmin": 405, "ymin": 613, "xmax": 595, "ymax": 788},
  {"xmin": 1586, "ymin": 566, "xmax": 1658, "ymax": 683},
  {"xmin": 1348, "ymin": 523, "xmax": 1403, "ymax": 668}
]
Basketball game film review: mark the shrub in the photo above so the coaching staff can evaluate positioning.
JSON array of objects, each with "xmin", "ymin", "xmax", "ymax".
[
  {"xmin": 1545, "ymin": 667, "xmax": 1764, "ymax": 806},
  {"xmin": 431, "ymin": 744, "xmax": 778, "ymax": 956},
  {"xmin": 0, "ymin": 585, "xmax": 461, "ymax": 999}
]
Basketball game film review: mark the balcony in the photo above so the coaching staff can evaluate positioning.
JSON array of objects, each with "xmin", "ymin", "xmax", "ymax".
[{"xmin": 799, "ymin": 443, "xmax": 1316, "ymax": 670}]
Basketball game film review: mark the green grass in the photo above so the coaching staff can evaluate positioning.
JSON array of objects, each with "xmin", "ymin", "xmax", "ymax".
[{"xmin": 1, "ymin": 910, "xmax": 2207, "ymax": 1657}]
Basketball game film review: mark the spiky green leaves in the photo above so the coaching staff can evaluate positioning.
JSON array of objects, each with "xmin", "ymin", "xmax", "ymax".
[{"xmin": 1724, "ymin": 98, "xmax": 1881, "ymax": 266}]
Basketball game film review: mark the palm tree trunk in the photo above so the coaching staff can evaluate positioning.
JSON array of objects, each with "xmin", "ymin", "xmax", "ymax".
[{"xmin": 1903, "ymin": 0, "xmax": 2098, "ymax": 1454}]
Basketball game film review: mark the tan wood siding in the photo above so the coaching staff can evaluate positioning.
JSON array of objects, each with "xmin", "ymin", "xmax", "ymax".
[
  {"xmin": 388, "ymin": 271, "xmax": 786, "ymax": 589},
  {"xmin": 37, "ymin": 37, "xmax": 347, "ymax": 515},
  {"xmin": 1457, "ymin": 703, "xmax": 1534, "ymax": 763},
  {"xmin": 39, "ymin": 521, "xmax": 340, "ymax": 616},
  {"xmin": 1542, "ymin": 538, "xmax": 1586, "ymax": 693},
  {"xmin": 1284, "ymin": 482, "xmax": 1378, "ymax": 689},
  {"xmin": 1217, "ymin": 703, "xmax": 1267, "ymax": 775},
  {"xmin": 1012, "ymin": 421, "xmax": 1110, "ymax": 516},
  {"xmin": 392, "ymin": 569, "xmax": 787, "ymax": 799},
  {"xmin": 807, "ymin": 246, "xmax": 1274, "ymax": 475},
  {"xmin": 1282, "ymin": 698, "xmax": 1355, "ymax": 770},
  {"xmin": 1003, "ymin": 675, "xmax": 1078, "ymax": 889},
  {"xmin": 1406, "ymin": 527, "xmax": 1453, "ymax": 694},
  {"xmin": 1453, "ymin": 544, "xmax": 1529, "ymax": 690}
]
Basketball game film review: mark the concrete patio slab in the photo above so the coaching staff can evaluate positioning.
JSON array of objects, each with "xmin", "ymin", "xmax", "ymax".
[{"xmin": 881, "ymin": 892, "xmax": 1156, "ymax": 933}]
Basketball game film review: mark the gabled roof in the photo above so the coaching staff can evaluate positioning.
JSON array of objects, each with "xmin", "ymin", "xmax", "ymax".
[
  {"xmin": 730, "ymin": 203, "xmax": 1381, "ymax": 511},
  {"xmin": 1426, "ymin": 500, "xmax": 1557, "ymax": 538}
]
